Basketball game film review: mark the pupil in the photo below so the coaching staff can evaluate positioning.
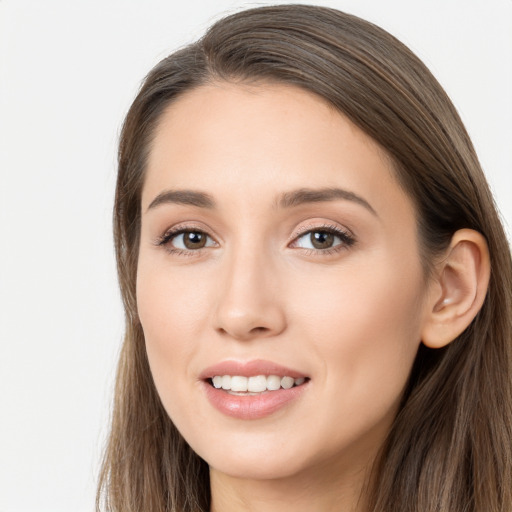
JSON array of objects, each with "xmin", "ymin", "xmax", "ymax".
[
  {"xmin": 184, "ymin": 231, "xmax": 206, "ymax": 249},
  {"xmin": 311, "ymin": 231, "xmax": 334, "ymax": 249}
]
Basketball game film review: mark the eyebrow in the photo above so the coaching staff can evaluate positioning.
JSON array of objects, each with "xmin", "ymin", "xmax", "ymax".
[
  {"xmin": 146, "ymin": 186, "xmax": 376, "ymax": 216},
  {"xmin": 146, "ymin": 190, "xmax": 215, "ymax": 211},
  {"xmin": 277, "ymin": 187, "xmax": 377, "ymax": 216}
]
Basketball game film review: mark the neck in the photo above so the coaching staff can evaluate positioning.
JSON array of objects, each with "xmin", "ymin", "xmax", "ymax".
[{"xmin": 209, "ymin": 455, "xmax": 374, "ymax": 512}]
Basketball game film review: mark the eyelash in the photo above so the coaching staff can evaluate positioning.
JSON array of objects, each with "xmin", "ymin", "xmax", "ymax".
[
  {"xmin": 155, "ymin": 223, "xmax": 356, "ymax": 257},
  {"xmin": 290, "ymin": 224, "xmax": 356, "ymax": 256},
  {"xmin": 155, "ymin": 225, "xmax": 216, "ymax": 257}
]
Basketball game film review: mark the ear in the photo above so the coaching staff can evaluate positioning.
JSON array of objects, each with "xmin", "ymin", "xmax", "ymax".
[{"xmin": 421, "ymin": 229, "xmax": 490, "ymax": 349}]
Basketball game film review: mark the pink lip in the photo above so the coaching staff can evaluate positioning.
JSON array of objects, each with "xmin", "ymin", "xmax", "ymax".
[
  {"xmin": 199, "ymin": 359, "xmax": 309, "ymax": 420},
  {"xmin": 199, "ymin": 359, "xmax": 307, "ymax": 380}
]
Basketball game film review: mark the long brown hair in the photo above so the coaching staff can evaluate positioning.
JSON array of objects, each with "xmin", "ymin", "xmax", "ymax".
[{"xmin": 97, "ymin": 5, "xmax": 512, "ymax": 511}]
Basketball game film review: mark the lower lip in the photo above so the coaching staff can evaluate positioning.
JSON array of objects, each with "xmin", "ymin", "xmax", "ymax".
[{"xmin": 203, "ymin": 381, "xmax": 308, "ymax": 420}]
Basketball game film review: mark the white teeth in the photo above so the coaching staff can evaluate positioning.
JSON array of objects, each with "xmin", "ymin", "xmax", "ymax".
[
  {"xmin": 230, "ymin": 376, "xmax": 248, "ymax": 392},
  {"xmin": 281, "ymin": 376, "xmax": 294, "ymax": 389},
  {"xmin": 221, "ymin": 375, "xmax": 231, "ymax": 390},
  {"xmin": 267, "ymin": 375, "xmax": 281, "ymax": 390},
  {"xmin": 211, "ymin": 374, "xmax": 307, "ymax": 392},
  {"xmin": 248, "ymin": 375, "xmax": 267, "ymax": 392}
]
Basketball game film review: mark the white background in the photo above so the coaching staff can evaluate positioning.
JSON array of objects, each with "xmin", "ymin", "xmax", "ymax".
[{"xmin": 0, "ymin": 1, "xmax": 510, "ymax": 511}]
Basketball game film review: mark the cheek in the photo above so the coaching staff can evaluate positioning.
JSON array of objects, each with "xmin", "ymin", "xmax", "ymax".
[
  {"xmin": 314, "ymin": 274, "xmax": 422, "ymax": 355},
  {"xmin": 136, "ymin": 262, "xmax": 210, "ymax": 404},
  {"xmin": 275, "ymin": 258, "xmax": 425, "ymax": 463},
  {"xmin": 292, "ymin": 254, "xmax": 425, "ymax": 408}
]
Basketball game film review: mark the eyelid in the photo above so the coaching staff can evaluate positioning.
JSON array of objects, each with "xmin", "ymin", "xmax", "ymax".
[
  {"xmin": 288, "ymin": 222, "xmax": 356, "ymax": 252},
  {"xmin": 153, "ymin": 220, "xmax": 355, "ymax": 255},
  {"xmin": 289, "ymin": 222, "xmax": 354, "ymax": 242},
  {"xmin": 154, "ymin": 222, "xmax": 219, "ymax": 250}
]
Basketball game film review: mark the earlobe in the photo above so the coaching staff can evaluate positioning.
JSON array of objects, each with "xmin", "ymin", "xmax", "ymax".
[{"xmin": 421, "ymin": 229, "xmax": 490, "ymax": 349}]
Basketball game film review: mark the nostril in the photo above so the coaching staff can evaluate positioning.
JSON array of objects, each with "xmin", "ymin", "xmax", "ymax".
[
  {"xmin": 251, "ymin": 326, "xmax": 269, "ymax": 334},
  {"xmin": 215, "ymin": 324, "xmax": 273, "ymax": 340}
]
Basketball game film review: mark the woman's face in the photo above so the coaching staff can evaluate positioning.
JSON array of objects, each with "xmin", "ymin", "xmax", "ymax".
[{"xmin": 137, "ymin": 83, "xmax": 432, "ymax": 482}]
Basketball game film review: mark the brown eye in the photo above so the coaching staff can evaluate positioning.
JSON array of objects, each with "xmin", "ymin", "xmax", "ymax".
[
  {"xmin": 182, "ymin": 231, "xmax": 207, "ymax": 249},
  {"xmin": 292, "ymin": 226, "xmax": 355, "ymax": 252},
  {"xmin": 310, "ymin": 231, "xmax": 334, "ymax": 249},
  {"xmin": 159, "ymin": 229, "xmax": 216, "ymax": 252}
]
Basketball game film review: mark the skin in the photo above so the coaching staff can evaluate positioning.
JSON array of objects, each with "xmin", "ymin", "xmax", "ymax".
[{"xmin": 137, "ymin": 82, "xmax": 437, "ymax": 512}]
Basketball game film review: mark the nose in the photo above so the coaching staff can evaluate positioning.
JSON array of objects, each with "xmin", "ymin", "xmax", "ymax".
[{"xmin": 213, "ymin": 247, "xmax": 287, "ymax": 341}]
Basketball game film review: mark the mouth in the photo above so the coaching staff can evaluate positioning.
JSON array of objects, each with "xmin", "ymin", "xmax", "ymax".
[
  {"xmin": 200, "ymin": 360, "xmax": 310, "ymax": 419},
  {"xmin": 208, "ymin": 374, "xmax": 308, "ymax": 395}
]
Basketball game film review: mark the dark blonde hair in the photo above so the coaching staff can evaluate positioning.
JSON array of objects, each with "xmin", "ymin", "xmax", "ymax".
[{"xmin": 97, "ymin": 5, "xmax": 512, "ymax": 511}]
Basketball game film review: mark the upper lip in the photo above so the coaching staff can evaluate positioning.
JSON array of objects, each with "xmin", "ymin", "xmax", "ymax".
[{"xmin": 199, "ymin": 359, "xmax": 308, "ymax": 380}]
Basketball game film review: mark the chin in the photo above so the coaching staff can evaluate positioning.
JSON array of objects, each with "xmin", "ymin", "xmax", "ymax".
[
  {"xmin": 191, "ymin": 433, "xmax": 319, "ymax": 481},
  {"xmin": 208, "ymin": 455, "xmax": 309, "ymax": 481}
]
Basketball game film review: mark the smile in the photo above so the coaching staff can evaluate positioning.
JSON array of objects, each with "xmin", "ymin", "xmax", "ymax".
[
  {"xmin": 201, "ymin": 360, "xmax": 310, "ymax": 419},
  {"xmin": 211, "ymin": 375, "xmax": 306, "ymax": 393}
]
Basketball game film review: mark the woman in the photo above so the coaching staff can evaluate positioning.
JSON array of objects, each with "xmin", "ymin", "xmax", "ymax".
[{"xmin": 97, "ymin": 5, "xmax": 512, "ymax": 511}]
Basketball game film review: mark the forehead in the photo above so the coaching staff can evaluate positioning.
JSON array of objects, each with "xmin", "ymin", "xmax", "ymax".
[{"xmin": 142, "ymin": 82, "xmax": 410, "ymax": 220}]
